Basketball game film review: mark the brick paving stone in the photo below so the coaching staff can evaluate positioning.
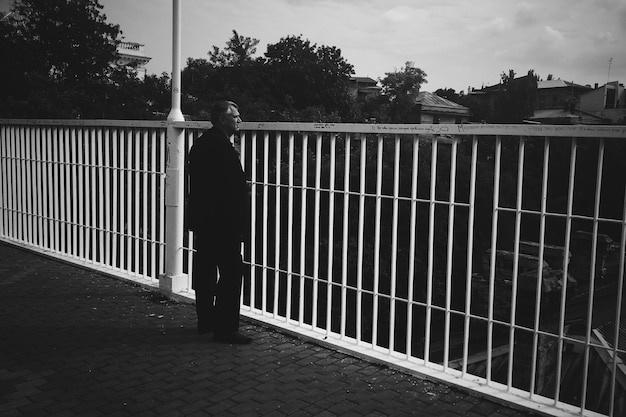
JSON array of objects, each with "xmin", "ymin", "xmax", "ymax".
[{"xmin": 0, "ymin": 242, "xmax": 552, "ymax": 417}]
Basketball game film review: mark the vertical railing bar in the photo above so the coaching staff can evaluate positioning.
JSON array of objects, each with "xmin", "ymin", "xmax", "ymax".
[
  {"xmin": 43, "ymin": 127, "xmax": 50, "ymax": 248},
  {"xmin": 61, "ymin": 127, "xmax": 67, "ymax": 253},
  {"xmin": 78, "ymin": 128, "xmax": 86, "ymax": 259},
  {"xmin": 340, "ymin": 133, "xmax": 351, "ymax": 338},
  {"xmin": 126, "ymin": 129, "xmax": 133, "ymax": 272},
  {"xmin": 33, "ymin": 126, "xmax": 40, "ymax": 246},
  {"xmin": 82, "ymin": 128, "xmax": 89, "ymax": 259},
  {"xmin": 158, "ymin": 129, "xmax": 166, "ymax": 275},
  {"xmin": 23, "ymin": 127, "xmax": 31, "ymax": 245},
  {"xmin": 32, "ymin": 126, "xmax": 41, "ymax": 247},
  {"xmin": 580, "ymin": 138, "xmax": 605, "ymax": 414},
  {"xmin": 312, "ymin": 133, "xmax": 323, "ymax": 329},
  {"xmin": 11, "ymin": 126, "xmax": 18, "ymax": 241},
  {"xmin": 506, "ymin": 137, "xmax": 525, "ymax": 390},
  {"xmin": 36, "ymin": 128, "xmax": 45, "ymax": 247},
  {"xmin": 406, "ymin": 134, "xmax": 420, "ymax": 358},
  {"xmin": 134, "ymin": 129, "xmax": 141, "ymax": 275},
  {"xmin": 554, "ymin": 137, "xmax": 577, "ymax": 407},
  {"xmin": 609, "ymin": 185, "xmax": 626, "ymax": 417},
  {"xmin": 90, "ymin": 128, "xmax": 98, "ymax": 263},
  {"xmin": 326, "ymin": 133, "xmax": 337, "ymax": 336},
  {"xmin": 286, "ymin": 131, "xmax": 295, "ymax": 322},
  {"xmin": 298, "ymin": 133, "xmax": 309, "ymax": 325},
  {"xmin": 142, "ymin": 130, "xmax": 149, "ymax": 277},
  {"xmin": 389, "ymin": 134, "xmax": 400, "ymax": 352},
  {"xmin": 84, "ymin": 127, "xmax": 90, "ymax": 259},
  {"xmin": 0, "ymin": 126, "xmax": 4, "ymax": 237},
  {"xmin": 71, "ymin": 128, "xmax": 79, "ymax": 258},
  {"xmin": 273, "ymin": 132, "xmax": 282, "ymax": 318},
  {"xmin": 462, "ymin": 136, "xmax": 479, "ymax": 375},
  {"xmin": 530, "ymin": 137, "xmax": 550, "ymax": 398},
  {"xmin": 3, "ymin": 127, "xmax": 10, "ymax": 238},
  {"xmin": 19, "ymin": 125, "xmax": 24, "ymax": 241},
  {"xmin": 118, "ymin": 129, "xmax": 126, "ymax": 270},
  {"xmin": 443, "ymin": 138, "xmax": 458, "ymax": 369},
  {"xmin": 262, "ymin": 132, "xmax": 270, "ymax": 313},
  {"xmin": 0, "ymin": 126, "xmax": 6, "ymax": 238},
  {"xmin": 7, "ymin": 125, "xmax": 13, "ymax": 237},
  {"xmin": 14, "ymin": 126, "xmax": 21, "ymax": 242},
  {"xmin": 7, "ymin": 126, "xmax": 14, "ymax": 240},
  {"xmin": 356, "ymin": 133, "xmax": 366, "ymax": 342},
  {"xmin": 61, "ymin": 128, "xmax": 70, "ymax": 255},
  {"xmin": 23, "ymin": 127, "xmax": 31, "ymax": 244},
  {"xmin": 249, "ymin": 132, "xmax": 258, "ymax": 310},
  {"xmin": 372, "ymin": 133, "xmax": 383, "ymax": 348},
  {"xmin": 4, "ymin": 126, "xmax": 10, "ymax": 238},
  {"xmin": 112, "ymin": 128, "xmax": 119, "ymax": 269},
  {"xmin": 424, "ymin": 137, "xmax": 438, "ymax": 364},
  {"xmin": 33, "ymin": 127, "xmax": 40, "ymax": 246},
  {"xmin": 10, "ymin": 127, "xmax": 17, "ymax": 240},
  {"xmin": 486, "ymin": 135, "xmax": 503, "ymax": 384},
  {"xmin": 104, "ymin": 129, "xmax": 112, "ymax": 268},
  {"xmin": 150, "ymin": 130, "xmax": 157, "ymax": 278},
  {"xmin": 92, "ymin": 128, "xmax": 106, "ymax": 265},
  {"xmin": 52, "ymin": 128, "xmax": 60, "ymax": 252}
]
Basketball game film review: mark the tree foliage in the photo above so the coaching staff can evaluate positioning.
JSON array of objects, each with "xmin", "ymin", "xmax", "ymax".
[
  {"xmin": 208, "ymin": 30, "xmax": 259, "ymax": 67},
  {"xmin": 263, "ymin": 35, "xmax": 354, "ymax": 119},
  {"xmin": 497, "ymin": 69, "xmax": 539, "ymax": 122},
  {"xmin": 183, "ymin": 33, "xmax": 356, "ymax": 121},
  {"xmin": 379, "ymin": 61, "xmax": 427, "ymax": 122},
  {"xmin": 0, "ymin": 0, "xmax": 171, "ymax": 118}
]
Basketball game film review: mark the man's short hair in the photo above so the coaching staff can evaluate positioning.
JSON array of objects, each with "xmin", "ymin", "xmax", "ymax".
[{"xmin": 210, "ymin": 100, "xmax": 238, "ymax": 125}]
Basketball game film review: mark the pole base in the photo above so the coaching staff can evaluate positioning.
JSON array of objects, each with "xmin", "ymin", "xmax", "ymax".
[{"xmin": 159, "ymin": 273, "xmax": 187, "ymax": 294}]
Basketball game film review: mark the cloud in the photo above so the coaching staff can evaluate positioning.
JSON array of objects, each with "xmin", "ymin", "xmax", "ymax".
[
  {"xmin": 512, "ymin": 2, "xmax": 539, "ymax": 27},
  {"xmin": 595, "ymin": 31, "xmax": 617, "ymax": 44},
  {"xmin": 542, "ymin": 25, "xmax": 565, "ymax": 43},
  {"xmin": 382, "ymin": 6, "xmax": 415, "ymax": 22}
]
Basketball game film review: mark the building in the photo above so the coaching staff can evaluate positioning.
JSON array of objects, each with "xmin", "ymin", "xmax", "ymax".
[
  {"xmin": 415, "ymin": 91, "xmax": 470, "ymax": 124},
  {"xmin": 348, "ymin": 76, "xmax": 381, "ymax": 100},
  {"xmin": 535, "ymin": 78, "xmax": 592, "ymax": 111},
  {"xmin": 469, "ymin": 75, "xmax": 624, "ymax": 124},
  {"xmin": 116, "ymin": 41, "xmax": 151, "ymax": 80},
  {"xmin": 529, "ymin": 78, "xmax": 606, "ymax": 124},
  {"xmin": 579, "ymin": 81, "xmax": 626, "ymax": 124}
]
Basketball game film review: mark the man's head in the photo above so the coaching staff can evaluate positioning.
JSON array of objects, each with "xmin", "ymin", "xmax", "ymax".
[{"xmin": 211, "ymin": 100, "xmax": 241, "ymax": 137}]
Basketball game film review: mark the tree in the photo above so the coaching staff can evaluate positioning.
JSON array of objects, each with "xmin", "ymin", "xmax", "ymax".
[
  {"xmin": 264, "ymin": 35, "xmax": 354, "ymax": 119},
  {"xmin": 0, "ymin": 0, "xmax": 129, "ymax": 117},
  {"xmin": 434, "ymin": 88, "xmax": 462, "ymax": 103},
  {"xmin": 379, "ymin": 61, "xmax": 427, "ymax": 122},
  {"xmin": 497, "ymin": 69, "xmax": 538, "ymax": 123},
  {"xmin": 209, "ymin": 30, "xmax": 259, "ymax": 67}
]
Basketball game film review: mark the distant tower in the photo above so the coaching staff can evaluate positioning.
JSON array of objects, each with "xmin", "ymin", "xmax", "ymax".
[{"xmin": 116, "ymin": 41, "xmax": 151, "ymax": 80}]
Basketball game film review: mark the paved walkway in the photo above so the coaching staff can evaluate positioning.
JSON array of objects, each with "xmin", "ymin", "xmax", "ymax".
[{"xmin": 0, "ymin": 241, "xmax": 546, "ymax": 417}]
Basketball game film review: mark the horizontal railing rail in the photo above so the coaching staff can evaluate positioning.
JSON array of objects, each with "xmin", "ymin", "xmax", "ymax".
[{"xmin": 2, "ymin": 119, "xmax": 626, "ymax": 416}]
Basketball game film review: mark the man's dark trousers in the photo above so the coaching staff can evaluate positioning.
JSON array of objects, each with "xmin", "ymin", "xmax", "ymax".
[{"xmin": 193, "ymin": 236, "xmax": 244, "ymax": 335}]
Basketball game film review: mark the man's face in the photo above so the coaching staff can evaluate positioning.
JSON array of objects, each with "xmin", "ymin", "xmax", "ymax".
[{"xmin": 219, "ymin": 106, "xmax": 242, "ymax": 136}]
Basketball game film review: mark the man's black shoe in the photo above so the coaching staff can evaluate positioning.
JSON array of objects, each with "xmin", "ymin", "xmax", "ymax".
[{"xmin": 214, "ymin": 332, "xmax": 252, "ymax": 344}]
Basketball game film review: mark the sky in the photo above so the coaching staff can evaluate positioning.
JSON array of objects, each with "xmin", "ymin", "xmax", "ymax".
[{"xmin": 2, "ymin": 0, "xmax": 626, "ymax": 93}]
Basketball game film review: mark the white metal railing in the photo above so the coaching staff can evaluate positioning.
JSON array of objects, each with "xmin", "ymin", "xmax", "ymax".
[
  {"xmin": 2, "ymin": 119, "xmax": 626, "ymax": 416},
  {"xmin": 0, "ymin": 120, "xmax": 168, "ymax": 284}
]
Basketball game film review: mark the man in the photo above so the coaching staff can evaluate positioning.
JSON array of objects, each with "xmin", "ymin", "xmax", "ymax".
[{"xmin": 187, "ymin": 100, "xmax": 252, "ymax": 344}]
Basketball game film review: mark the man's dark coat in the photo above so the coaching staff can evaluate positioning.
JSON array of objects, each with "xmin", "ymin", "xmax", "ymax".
[{"xmin": 187, "ymin": 126, "xmax": 248, "ymax": 243}]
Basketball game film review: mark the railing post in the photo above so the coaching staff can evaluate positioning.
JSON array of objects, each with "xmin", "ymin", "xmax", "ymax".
[{"xmin": 160, "ymin": 0, "xmax": 186, "ymax": 294}]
